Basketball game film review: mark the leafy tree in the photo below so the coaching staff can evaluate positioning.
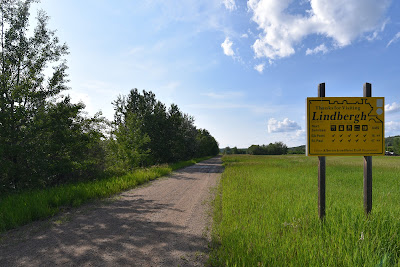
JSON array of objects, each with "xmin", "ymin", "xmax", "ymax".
[
  {"xmin": 224, "ymin": 146, "xmax": 232, "ymax": 155},
  {"xmin": 266, "ymin": 142, "xmax": 288, "ymax": 155},
  {"xmin": 247, "ymin": 145, "xmax": 262, "ymax": 155},
  {"xmin": 107, "ymin": 112, "xmax": 150, "ymax": 172},
  {"xmin": 112, "ymin": 89, "xmax": 169, "ymax": 165},
  {"xmin": 392, "ymin": 137, "xmax": 400, "ymax": 155},
  {"xmin": 0, "ymin": 0, "xmax": 104, "ymax": 191},
  {"xmin": 167, "ymin": 104, "xmax": 197, "ymax": 162},
  {"xmin": 231, "ymin": 146, "xmax": 238, "ymax": 154},
  {"xmin": 111, "ymin": 88, "xmax": 219, "ymax": 168},
  {"xmin": 196, "ymin": 129, "xmax": 219, "ymax": 157}
]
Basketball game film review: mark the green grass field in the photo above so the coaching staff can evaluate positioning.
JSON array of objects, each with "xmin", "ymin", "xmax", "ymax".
[
  {"xmin": 211, "ymin": 155, "xmax": 400, "ymax": 266},
  {"xmin": 0, "ymin": 156, "xmax": 211, "ymax": 233}
]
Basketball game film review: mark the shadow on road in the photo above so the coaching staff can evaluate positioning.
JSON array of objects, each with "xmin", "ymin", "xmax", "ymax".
[
  {"xmin": 0, "ymin": 156, "xmax": 224, "ymax": 266},
  {"xmin": 1, "ymin": 197, "xmax": 207, "ymax": 266}
]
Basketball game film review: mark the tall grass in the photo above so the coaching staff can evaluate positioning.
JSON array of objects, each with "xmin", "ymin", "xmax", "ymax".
[
  {"xmin": 211, "ymin": 155, "xmax": 400, "ymax": 266},
  {"xmin": 0, "ymin": 156, "xmax": 211, "ymax": 233}
]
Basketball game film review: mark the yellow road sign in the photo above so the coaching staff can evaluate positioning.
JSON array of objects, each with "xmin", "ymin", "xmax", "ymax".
[{"xmin": 306, "ymin": 97, "xmax": 385, "ymax": 156}]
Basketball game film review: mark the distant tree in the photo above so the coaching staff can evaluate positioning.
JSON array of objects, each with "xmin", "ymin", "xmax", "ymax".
[
  {"xmin": 288, "ymin": 145, "xmax": 305, "ymax": 154},
  {"xmin": 247, "ymin": 142, "xmax": 288, "ymax": 155},
  {"xmin": 247, "ymin": 145, "xmax": 262, "ymax": 155},
  {"xmin": 223, "ymin": 146, "xmax": 232, "ymax": 155},
  {"xmin": 266, "ymin": 142, "xmax": 288, "ymax": 155},
  {"xmin": 196, "ymin": 129, "xmax": 219, "ymax": 157},
  {"xmin": 392, "ymin": 137, "xmax": 400, "ymax": 155},
  {"xmin": 231, "ymin": 146, "xmax": 238, "ymax": 154}
]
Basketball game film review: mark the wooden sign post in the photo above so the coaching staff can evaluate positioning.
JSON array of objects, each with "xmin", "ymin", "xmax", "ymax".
[
  {"xmin": 318, "ymin": 83, "xmax": 326, "ymax": 220},
  {"xmin": 307, "ymin": 83, "xmax": 384, "ymax": 219},
  {"xmin": 363, "ymin": 83, "xmax": 373, "ymax": 215}
]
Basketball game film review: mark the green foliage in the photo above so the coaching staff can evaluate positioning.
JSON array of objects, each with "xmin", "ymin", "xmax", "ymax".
[
  {"xmin": 247, "ymin": 142, "xmax": 288, "ymax": 155},
  {"xmin": 0, "ymin": 0, "xmax": 105, "ymax": 192},
  {"xmin": 110, "ymin": 89, "xmax": 219, "ymax": 169},
  {"xmin": 0, "ymin": 1, "xmax": 219, "ymax": 196},
  {"xmin": 287, "ymin": 145, "xmax": 305, "ymax": 154},
  {"xmin": 196, "ymin": 128, "xmax": 219, "ymax": 157},
  {"xmin": 385, "ymin": 136, "xmax": 400, "ymax": 154},
  {"xmin": 107, "ymin": 112, "xmax": 151, "ymax": 172},
  {"xmin": 222, "ymin": 146, "xmax": 246, "ymax": 155},
  {"xmin": 211, "ymin": 155, "xmax": 400, "ymax": 266},
  {"xmin": 223, "ymin": 146, "xmax": 232, "ymax": 154},
  {"xmin": 0, "ymin": 156, "xmax": 212, "ymax": 233},
  {"xmin": 392, "ymin": 137, "xmax": 400, "ymax": 155}
]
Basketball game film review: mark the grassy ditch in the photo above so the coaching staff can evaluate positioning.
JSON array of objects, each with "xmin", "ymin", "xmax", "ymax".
[
  {"xmin": 210, "ymin": 155, "xmax": 400, "ymax": 266},
  {"xmin": 0, "ymin": 156, "xmax": 212, "ymax": 233}
]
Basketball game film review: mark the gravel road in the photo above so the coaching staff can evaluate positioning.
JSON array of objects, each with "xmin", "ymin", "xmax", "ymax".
[{"xmin": 0, "ymin": 156, "xmax": 223, "ymax": 267}]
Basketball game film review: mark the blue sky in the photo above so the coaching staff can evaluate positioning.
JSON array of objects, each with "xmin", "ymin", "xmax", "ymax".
[{"xmin": 32, "ymin": 0, "xmax": 400, "ymax": 148}]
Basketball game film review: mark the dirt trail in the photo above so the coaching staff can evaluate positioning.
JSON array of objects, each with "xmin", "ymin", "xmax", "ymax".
[{"xmin": 0, "ymin": 157, "xmax": 223, "ymax": 266}]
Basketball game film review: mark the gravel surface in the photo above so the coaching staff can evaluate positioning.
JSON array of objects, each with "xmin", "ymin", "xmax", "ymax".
[{"xmin": 0, "ymin": 157, "xmax": 223, "ymax": 267}]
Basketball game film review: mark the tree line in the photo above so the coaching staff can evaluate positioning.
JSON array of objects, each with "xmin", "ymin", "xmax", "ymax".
[
  {"xmin": 385, "ymin": 136, "xmax": 400, "ymax": 155},
  {"xmin": 222, "ymin": 142, "xmax": 289, "ymax": 155},
  {"xmin": 108, "ymin": 89, "xmax": 219, "ymax": 173},
  {"xmin": 0, "ymin": 0, "xmax": 219, "ymax": 193}
]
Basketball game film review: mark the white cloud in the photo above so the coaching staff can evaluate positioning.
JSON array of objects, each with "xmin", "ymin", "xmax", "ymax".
[
  {"xmin": 186, "ymin": 103, "xmax": 275, "ymax": 114},
  {"xmin": 306, "ymin": 43, "xmax": 328, "ymax": 55},
  {"xmin": 385, "ymin": 102, "xmax": 400, "ymax": 114},
  {"xmin": 203, "ymin": 91, "xmax": 244, "ymax": 99},
  {"xmin": 67, "ymin": 89, "xmax": 94, "ymax": 115},
  {"xmin": 222, "ymin": 0, "xmax": 237, "ymax": 11},
  {"xmin": 241, "ymin": 33, "xmax": 249, "ymax": 38},
  {"xmin": 386, "ymin": 121, "xmax": 400, "ymax": 135},
  {"xmin": 254, "ymin": 63, "xmax": 265, "ymax": 73},
  {"xmin": 268, "ymin": 118, "xmax": 301, "ymax": 133},
  {"xmin": 265, "ymin": 128, "xmax": 306, "ymax": 147},
  {"xmin": 295, "ymin": 129, "xmax": 306, "ymax": 138},
  {"xmin": 387, "ymin": 32, "xmax": 400, "ymax": 47},
  {"xmin": 221, "ymin": 37, "xmax": 235, "ymax": 56},
  {"xmin": 248, "ymin": 0, "xmax": 390, "ymax": 60},
  {"xmin": 366, "ymin": 18, "xmax": 388, "ymax": 41}
]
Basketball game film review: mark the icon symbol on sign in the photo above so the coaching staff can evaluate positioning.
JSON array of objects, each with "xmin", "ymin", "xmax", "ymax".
[
  {"xmin": 362, "ymin": 125, "xmax": 368, "ymax": 131},
  {"xmin": 346, "ymin": 125, "xmax": 352, "ymax": 131},
  {"xmin": 331, "ymin": 125, "xmax": 336, "ymax": 131},
  {"xmin": 354, "ymin": 125, "xmax": 360, "ymax": 131},
  {"xmin": 339, "ymin": 125, "xmax": 344, "ymax": 131}
]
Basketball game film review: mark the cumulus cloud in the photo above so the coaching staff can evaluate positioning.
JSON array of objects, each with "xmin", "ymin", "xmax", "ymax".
[
  {"xmin": 254, "ymin": 63, "xmax": 265, "ymax": 73},
  {"xmin": 241, "ymin": 33, "xmax": 249, "ymax": 38},
  {"xmin": 268, "ymin": 118, "xmax": 302, "ymax": 133},
  {"xmin": 387, "ymin": 32, "xmax": 400, "ymax": 47},
  {"xmin": 248, "ymin": 0, "xmax": 390, "ymax": 60},
  {"xmin": 222, "ymin": 0, "xmax": 236, "ymax": 11},
  {"xmin": 385, "ymin": 102, "xmax": 400, "ymax": 114},
  {"xmin": 306, "ymin": 43, "xmax": 328, "ymax": 55},
  {"xmin": 221, "ymin": 37, "xmax": 235, "ymax": 56}
]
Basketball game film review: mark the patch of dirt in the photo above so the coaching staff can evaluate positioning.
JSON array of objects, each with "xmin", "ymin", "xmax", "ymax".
[{"xmin": 0, "ymin": 157, "xmax": 223, "ymax": 266}]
